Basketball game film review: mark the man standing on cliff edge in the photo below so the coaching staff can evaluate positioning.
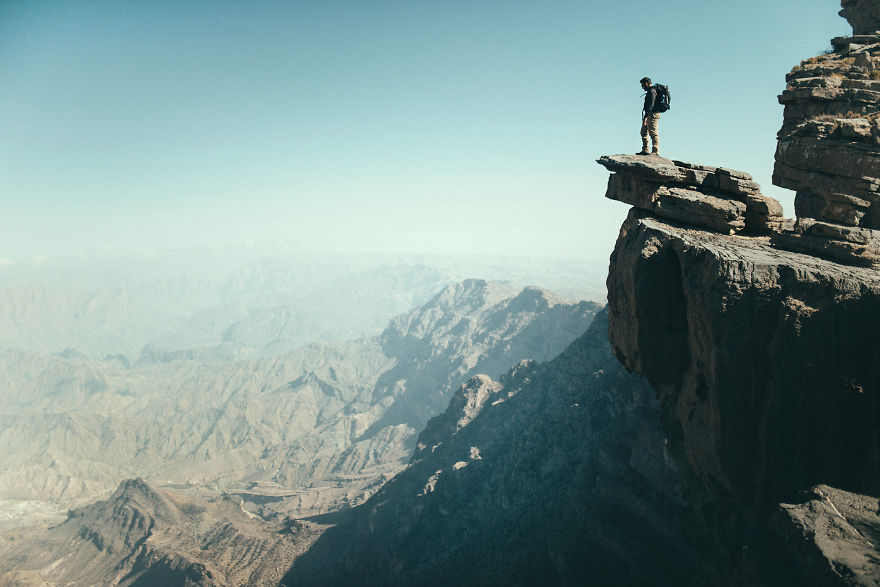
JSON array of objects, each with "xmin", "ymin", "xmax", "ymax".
[{"xmin": 638, "ymin": 77, "xmax": 660, "ymax": 156}]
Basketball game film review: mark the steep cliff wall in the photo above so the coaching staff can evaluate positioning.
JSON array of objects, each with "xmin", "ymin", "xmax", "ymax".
[{"xmin": 607, "ymin": 210, "xmax": 880, "ymax": 510}]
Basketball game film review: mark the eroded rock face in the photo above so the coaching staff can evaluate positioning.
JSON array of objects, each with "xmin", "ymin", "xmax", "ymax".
[
  {"xmin": 607, "ymin": 213, "xmax": 880, "ymax": 511},
  {"xmin": 772, "ymin": 0, "xmax": 880, "ymax": 265},
  {"xmin": 598, "ymin": 154, "xmax": 785, "ymax": 235},
  {"xmin": 600, "ymin": 4, "xmax": 880, "ymax": 572},
  {"xmin": 284, "ymin": 310, "xmax": 713, "ymax": 586},
  {"xmin": 605, "ymin": 211, "xmax": 880, "ymax": 584}
]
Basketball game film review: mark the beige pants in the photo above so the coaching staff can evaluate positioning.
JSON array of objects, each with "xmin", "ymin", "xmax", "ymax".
[{"xmin": 641, "ymin": 113, "xmax": 660, "ymax": 152}]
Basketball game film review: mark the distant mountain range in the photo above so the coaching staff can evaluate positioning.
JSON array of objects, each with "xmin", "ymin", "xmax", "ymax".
[
  {"xmin": 0, "ymin": 280, "xmax": 598, "ymax": 524},
  {"xmin": 0, "ymin": 279, "xmax": 600, "ymax": 585},
  {"xmin": 0, "ymin": 252, "xmax": 605, "ymax": 359}
]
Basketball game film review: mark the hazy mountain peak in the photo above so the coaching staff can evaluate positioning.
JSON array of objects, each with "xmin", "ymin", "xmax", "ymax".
[
  {"xmin": 423, "ymin": 279, "xmax": 515, "ymax": 313},
  {"xmin": 382, "ymin": 280, "xmax": 519, "ymax": 343},
  {"xmin": 509, "ymin": 285, "xmax": 570, "ymax": 310}
]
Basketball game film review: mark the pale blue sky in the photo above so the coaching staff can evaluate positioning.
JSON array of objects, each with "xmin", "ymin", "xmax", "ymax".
[{"xmin": 0, "ymin": 0, "xmax": 850, "ymax": 264}]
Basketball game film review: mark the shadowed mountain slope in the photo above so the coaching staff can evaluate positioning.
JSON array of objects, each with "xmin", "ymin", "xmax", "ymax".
[{"xmin": 283, "ymin": 309, "xmax": 712, "ymax": 586}]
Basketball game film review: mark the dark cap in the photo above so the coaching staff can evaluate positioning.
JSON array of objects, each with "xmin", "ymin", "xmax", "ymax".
[{"xmin": 639, "ymin": 77, "xmax": 651, "ymax": 85}]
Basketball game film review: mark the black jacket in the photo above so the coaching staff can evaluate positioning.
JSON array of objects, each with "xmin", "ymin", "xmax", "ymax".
[{"xmin": 643, "ymin": 86, "xmax": 657, "ymax": 116}]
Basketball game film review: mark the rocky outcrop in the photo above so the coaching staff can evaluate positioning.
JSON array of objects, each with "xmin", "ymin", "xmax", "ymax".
[
  {"xmin": 604, "ymin": 210, "xmax": 880, "ymax": 584},
  {"xmin": 772, "ymin": 0, "xmax": 880, "ymax": 266},
  {"xmin": 598, "ymin": 154, "xmax": 785, "ymax": 235},
  {"xmin": 773, "ymin": 485, "xmax": 880, "ymax": 586},
  {"xmin": 840, "ymin": 0, "xmax": 880, "ymax": 35}
]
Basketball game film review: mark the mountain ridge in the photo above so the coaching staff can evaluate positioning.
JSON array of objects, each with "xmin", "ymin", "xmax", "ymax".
[{"xmin": 0, "ymin": 280, "xmax": 597, "ymax": 526}]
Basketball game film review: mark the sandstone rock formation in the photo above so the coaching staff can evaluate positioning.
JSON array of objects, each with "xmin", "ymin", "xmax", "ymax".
[
  {"xmin": 602, "ymin": 205, "xmax": 880, "ymax": 585},
  {"xmin": 598, "ymin": 154, "xmax": 785, "ymax": 235},
  {"xmin": 772, "ymin": 0, "xmax": 880, "ymax": 266}
]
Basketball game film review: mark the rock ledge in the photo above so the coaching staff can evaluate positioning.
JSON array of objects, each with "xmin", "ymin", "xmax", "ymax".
[{"xmin": 597, "ymin": 154, "xmax": 785, "ymax": 235}]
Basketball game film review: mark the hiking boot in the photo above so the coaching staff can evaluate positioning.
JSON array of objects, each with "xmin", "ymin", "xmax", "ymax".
[
  {"xmin": 651, "ymin": 149, "xmax": 659, "ymax": 155},
  {"xmin": 636, "ymin": 150, "xmax": 649, "ymax": 155}
]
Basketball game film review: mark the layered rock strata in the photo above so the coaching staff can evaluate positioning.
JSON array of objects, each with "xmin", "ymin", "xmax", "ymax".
[
  {"xmin": 772, "ymin": 0, "xmax": 880, "ymax": 266},
  {"xmin": 601, "ymin": 6, "xmax": 880, "ymax": 572},
  {"xmin": 598, "ymin": 154, "xmax": 785, "ymax": 235}
]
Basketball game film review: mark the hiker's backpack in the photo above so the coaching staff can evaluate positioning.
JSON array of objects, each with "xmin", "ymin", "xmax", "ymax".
[{"xmin": 654, "ymin": 84, "xmax": 671, "ymax": 112}]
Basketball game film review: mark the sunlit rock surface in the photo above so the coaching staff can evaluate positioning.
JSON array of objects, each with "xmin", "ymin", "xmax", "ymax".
[{"xmin": 772, "ymin": 0, "xmax": 880, "ymax": 267}]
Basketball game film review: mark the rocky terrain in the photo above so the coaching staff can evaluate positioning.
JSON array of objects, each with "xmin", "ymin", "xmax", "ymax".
[
  {"xmin": 0, "ymin": 280, "xmax": 596, "ymax": 516},
  {"xmin": 0, "ymin": 478, "xmax": 322, "ymax": 586},
  {"xmin": 597, "ymin": 155, "xmax": 785, "ymax": 235},
  {"xmin": 0, "ymin": 280, "xmax": 599, "ymax": 584},
  {"xmin": 598, "ymin": 2, "xmax": 880, "ymax": 582},
  {"xmin": 3, "ymin": 3, "xmax": 879, "ymax": 585},
  {"xmin": 606, "ymin": 211, "xmax": 880, "ymax": 584}
]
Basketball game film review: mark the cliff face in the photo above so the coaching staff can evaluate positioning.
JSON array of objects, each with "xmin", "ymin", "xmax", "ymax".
[
  {"xmin": 607, "ymin": 210, "xmax": 880, "ymax": 509},
  {"xmin": 601, "ymin": 2, "xmax": 880, "ymax": 583}
]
